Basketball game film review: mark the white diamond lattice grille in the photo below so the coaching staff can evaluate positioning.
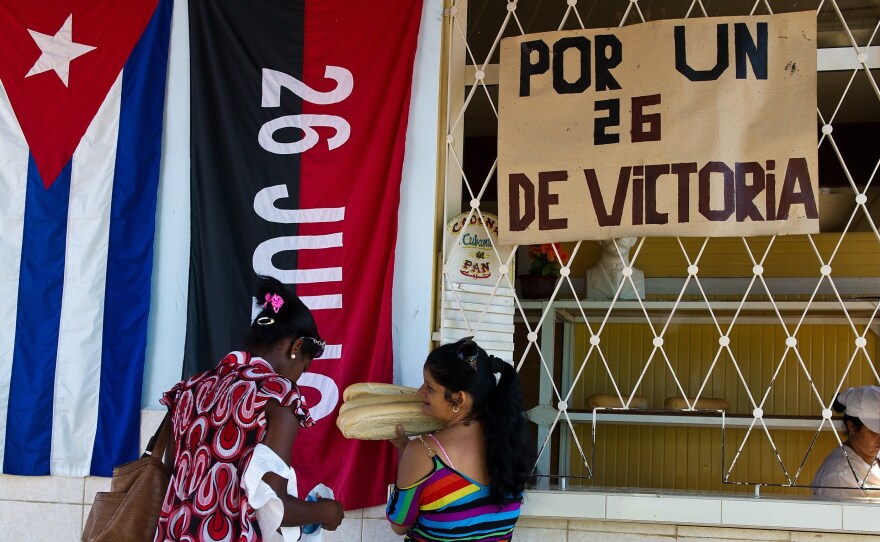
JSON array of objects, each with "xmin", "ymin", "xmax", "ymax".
[{"xmin": 439, "ymin": 0, "xmax": 880, "ymax": 496}]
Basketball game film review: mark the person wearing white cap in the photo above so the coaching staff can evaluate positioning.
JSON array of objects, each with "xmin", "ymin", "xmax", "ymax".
[{"xmin": 812, "ymin": 385, "xmax": 880, "ymax": 501}]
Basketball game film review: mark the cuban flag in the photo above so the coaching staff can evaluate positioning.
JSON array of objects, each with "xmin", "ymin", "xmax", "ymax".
[{"xmin": 0, "ymin": 0, "xmax": 172, "ymax": 476}]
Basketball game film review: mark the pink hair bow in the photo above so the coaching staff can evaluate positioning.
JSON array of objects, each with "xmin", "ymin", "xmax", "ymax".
[{"xmin": 263, "ymin": 293, "xmax": 284, "ymax": 313}]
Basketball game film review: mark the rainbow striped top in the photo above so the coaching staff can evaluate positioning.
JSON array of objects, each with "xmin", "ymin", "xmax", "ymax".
[{"xmin": 386, "ymin": 456, "xmax": 522, "ymax": 541}]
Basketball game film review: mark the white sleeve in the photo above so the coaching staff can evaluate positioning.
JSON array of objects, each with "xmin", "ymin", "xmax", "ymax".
[{"xmin": 242, "ymin": 443, "xmax": 302, "ymax": 542}]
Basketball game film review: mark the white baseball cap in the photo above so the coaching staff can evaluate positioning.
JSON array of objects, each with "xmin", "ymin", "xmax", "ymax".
[{"xmin": 841, "ymin": 386, "xmax": 880, "ymax": 434}]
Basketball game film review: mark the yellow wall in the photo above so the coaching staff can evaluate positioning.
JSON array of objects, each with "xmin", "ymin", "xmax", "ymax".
[
  {"xmin": 568, "ymin": 425, "xmax": 846, "ymax": 496},
  {"xmin": 565, "ymin": 232, "xmax": 880, "ymax": 278},
  {"xmin": 567, "ymin": 323, "xmax": 878, "ymax": 496},
  {"xmin": 571, "ymin": 323, "xmax": 878, "ymax": 415},
  {"xmin": 560, "ymin": 232, "xmax": 880, "ymax": 495}
]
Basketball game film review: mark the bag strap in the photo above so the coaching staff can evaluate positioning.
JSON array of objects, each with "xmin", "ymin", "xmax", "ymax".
[{"xmin": 144, "ymin": 409, "xmax": 173, "ymax": 467}]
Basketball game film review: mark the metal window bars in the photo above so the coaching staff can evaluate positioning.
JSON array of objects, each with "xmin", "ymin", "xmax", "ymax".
[{"xmin": 439, "ymin": 0, "xmax": 880, "ymax": 496}]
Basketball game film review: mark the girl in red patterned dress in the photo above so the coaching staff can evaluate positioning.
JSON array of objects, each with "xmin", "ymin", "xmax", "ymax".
[{"xmin": 154, "ymin": 277, "xmax": 344, "ymax": 542}]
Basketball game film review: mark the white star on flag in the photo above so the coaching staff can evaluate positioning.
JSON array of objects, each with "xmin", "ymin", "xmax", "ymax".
[{"xmin": 26, "ymin": 15, "xmax": 96, "ymax": 87}]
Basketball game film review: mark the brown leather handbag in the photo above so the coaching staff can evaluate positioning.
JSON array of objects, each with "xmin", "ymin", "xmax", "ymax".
[{"xmin": 82, "ymin": 411, "xmax": 174, "ymax": 542}]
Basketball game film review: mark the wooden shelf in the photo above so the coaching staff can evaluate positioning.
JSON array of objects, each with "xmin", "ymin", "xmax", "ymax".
[
  {"xmin": 526, "ymin": 405, "xmax": 845, "ymax": 431},
  {"xmin": 517, "ymin": 299, "xmax": 880, "ymax": 325},
  {"xmin": 519, "ymin": 299, "xmax": 879, "ymax": 312}
]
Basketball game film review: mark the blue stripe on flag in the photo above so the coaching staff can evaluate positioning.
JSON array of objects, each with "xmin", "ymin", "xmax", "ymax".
[
  {"xmin": 90, "ymin": 0, "xmax": 174, "ymax": 476},
  {"xmin": 4, "ymin": 159, "xmax": 72, "ymax": 475}
]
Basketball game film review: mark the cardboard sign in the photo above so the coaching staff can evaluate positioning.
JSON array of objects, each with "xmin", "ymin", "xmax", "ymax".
[{"xmin": 498, "ymin": 12, "xmax": 818, "ymax": 243}]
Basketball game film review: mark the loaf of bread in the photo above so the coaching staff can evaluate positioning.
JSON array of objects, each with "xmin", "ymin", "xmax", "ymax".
[
  {"xmin": 336, "ymin": 401, "xmax": 444, "ymax": 440},
  {"xmin": 337, "ymin": 382, "xmax": 444, "ymax": 440},
  {"xmin": 585, "ymin": 394, "xmax": 649, "ymax": 409},
  {"xmin": 337, "ymin": 390, "xmax": 422, "ymax": 416},
  {"xmin": 342, "ymin": 382, "xmax": 419, "ymax": 402},
  {"xmin": 664, "ymin": 397, "xmax": 731, "ymax": 410}
]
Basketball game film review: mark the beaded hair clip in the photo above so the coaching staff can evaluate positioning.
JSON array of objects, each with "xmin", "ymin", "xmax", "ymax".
[{"xmin": 456, "ymin": 337, "xmax": 479, "ymax": 370}]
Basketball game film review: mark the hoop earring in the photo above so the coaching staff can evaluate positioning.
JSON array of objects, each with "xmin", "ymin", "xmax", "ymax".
[{"xmin": 452, "ymin": 405, "xmax": 460, "ymax": 413}]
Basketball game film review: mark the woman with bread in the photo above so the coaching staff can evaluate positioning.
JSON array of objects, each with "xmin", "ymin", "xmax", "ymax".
[
  {"xmin": 154, "ymin": 276, "xmax": 344, "ymax": 541},
  {"xmin": 812, "ymin": 385, "xmax": 880, "ymax": 501},
  {"xmin": 386, "ymin": 337, "xmax": 533, "ymax": 541}
]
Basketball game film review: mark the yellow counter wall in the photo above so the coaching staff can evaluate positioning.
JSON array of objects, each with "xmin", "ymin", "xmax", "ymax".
[
  {"xmin": 564, "ymin": 232, "xmax": 880, "ymax": 278},
  {"xmin": 561, "ymin": 233, "xmax": 880, "ymax": 496}
]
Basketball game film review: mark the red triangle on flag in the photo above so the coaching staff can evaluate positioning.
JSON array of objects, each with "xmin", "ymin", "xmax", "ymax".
[{"xmin": 0, "ymin": 1, "xmax": 159, "ymax": 189}]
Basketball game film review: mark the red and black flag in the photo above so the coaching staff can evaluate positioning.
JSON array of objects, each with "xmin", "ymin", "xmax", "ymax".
[{"xmin": 186, "ymin": 0, "xmax": 423, "ymax": 508}]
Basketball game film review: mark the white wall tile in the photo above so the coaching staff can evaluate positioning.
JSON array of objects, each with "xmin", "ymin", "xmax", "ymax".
[
  {"xmin": 140, "ymin": 408, "xmax": 166, "ymax": 451},
  {"xmin": 841, "ymin": 502, "xmax": 880, "ymax": 534},
  {"xmin": 790, "ymin": 532, "xmax": 880, "ymax": 542},
  {"xmin": 321, "ymin": 517, "xmax": 363, "ymax": 541},
  {"xmin": 678, "ymin": 536, "xmax": 789, "ymax": 542},
  {"xmin": 568, "ymin": 531, "xmax": 676, "ymax": 542},
  {"xmin": 513, "ymin": 525, "xmax": 568, "ymax": 541},
  {"xmin": 363, "ymin": 504, "xmax": 387, "ymax": 518},
  {"xmin": 568, "ymin": 519, "xmax": 676, "ymax": 536},
  {"xmin": 676, "ymin": 525, "xmax": 789, "ymax": 541},
  {"xmin": 0, "ymin": 500, "xmax": 83, "ymax": 542},
  {"xmin": 83, "ymin": 476, "xmax": 112, "ymax": 504},
  {"xmin": 722, "ymin": 500, "xmax": 842, "ymax": 531},
  {"xmin": 344, "ymin": 506, "xmax": 364, "ymax": 519},
  {"xmin": 0, "ymin": 473, "xmax": 83, "ymax": 504},
  {"xmin": 361, "ymin": 518, "xmax": 403, "ymax": 542},
  {"xmin": 607, "ymin": 495, "xmax": 721, "ymax": 525},
  {"xmin": 517, "ymin": 516, "xmax": 570, "ymax": 530},
  {"xmin": 522, "ymin": 490, "xmax": 606, "ymax": 519}
]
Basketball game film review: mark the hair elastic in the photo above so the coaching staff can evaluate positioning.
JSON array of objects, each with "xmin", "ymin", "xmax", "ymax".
[
  {"xmin": 489, "ymin": 356, "xmax": 507, "ymax": 374},
  {"xmin": 256, "ymin": 316, "xmax": 275, "ymax": 326},
  {"xmin": 262, "ymin": 293, "xmax": 284, "ymax": 313}
]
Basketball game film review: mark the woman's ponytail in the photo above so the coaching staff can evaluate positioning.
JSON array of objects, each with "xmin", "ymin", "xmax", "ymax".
[{"xmin": 483, "ymin": 355, "xmax": 533, "ymax": 504}]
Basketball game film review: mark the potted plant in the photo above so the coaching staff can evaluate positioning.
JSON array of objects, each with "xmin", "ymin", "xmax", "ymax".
[{"xmin": 519, "ymin": 243, "xmax": 569, "ymax": 299}]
